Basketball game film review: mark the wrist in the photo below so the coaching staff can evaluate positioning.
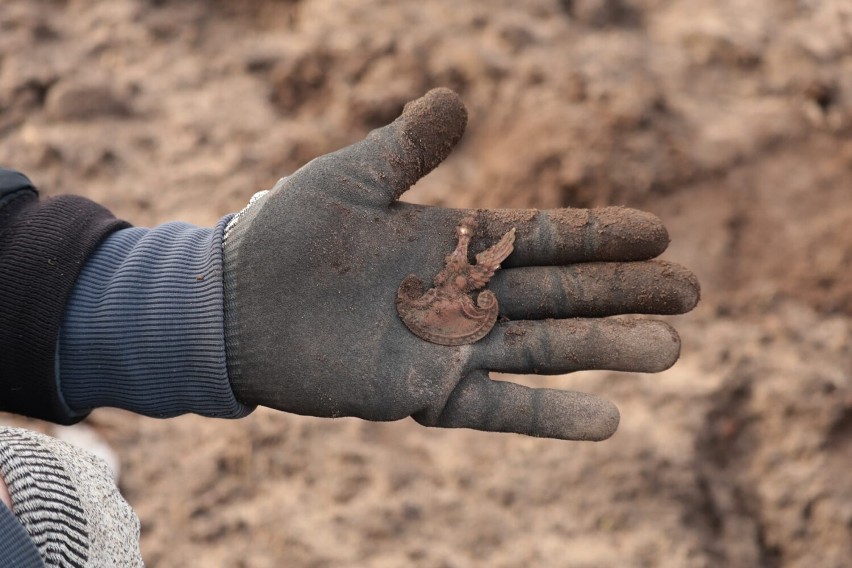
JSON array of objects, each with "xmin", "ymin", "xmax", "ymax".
[{"xmin": 59, "ymin": 217, "xmax": 254, "ymax": 418}]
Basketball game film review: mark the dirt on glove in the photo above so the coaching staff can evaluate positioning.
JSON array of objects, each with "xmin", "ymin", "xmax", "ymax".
[{"xmin": 1, "ymin": 0, "xmax": 852, "ymax": 566}]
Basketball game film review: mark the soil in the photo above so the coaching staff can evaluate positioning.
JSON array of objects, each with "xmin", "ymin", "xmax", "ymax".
[{"xmin": 1, "ymin": 0, "xmax": 851, "ymax": 566}]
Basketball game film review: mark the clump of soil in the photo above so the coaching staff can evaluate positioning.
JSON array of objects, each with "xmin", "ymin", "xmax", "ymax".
[{"xmin": 1, "ymin": 0, "xmax": 851, "ymax": 566}]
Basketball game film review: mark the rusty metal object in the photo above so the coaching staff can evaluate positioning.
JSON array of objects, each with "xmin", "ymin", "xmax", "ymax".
[{"xmin": 396, "ymin": 217, "xmax": 516, "ymax": 345}]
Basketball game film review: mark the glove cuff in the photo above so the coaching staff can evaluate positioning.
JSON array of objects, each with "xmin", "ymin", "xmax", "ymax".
[
  {"xmin": 222, "ymin": 185, "xmax": 275, "ymax": 399},
  {"xmin": 0, "ymin": 427, "xmax": 142, "ymax": 567}
]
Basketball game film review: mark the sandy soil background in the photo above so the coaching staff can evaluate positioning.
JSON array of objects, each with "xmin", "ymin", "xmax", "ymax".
[{"xmin": 2, "ymin": 0, "xmax": 851, "ymax": 566}]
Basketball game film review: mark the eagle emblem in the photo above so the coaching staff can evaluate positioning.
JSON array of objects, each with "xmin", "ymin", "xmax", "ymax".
[{"xmin": 396, "ymin": 216, "xmax": 516, "ymax": 346}]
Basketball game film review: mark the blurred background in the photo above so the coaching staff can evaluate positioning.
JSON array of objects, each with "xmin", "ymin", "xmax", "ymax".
[{"xmin": 1, "ymin": 0, "xmax": 851, "ymax": 566}]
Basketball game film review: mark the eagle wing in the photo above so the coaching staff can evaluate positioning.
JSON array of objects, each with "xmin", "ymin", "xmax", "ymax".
[{"xmin": 469, "ymin": 228, "xmax": 516, "ymax": 289}]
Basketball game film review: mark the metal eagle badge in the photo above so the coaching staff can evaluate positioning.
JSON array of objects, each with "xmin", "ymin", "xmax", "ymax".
[{"xmin": 396, "ymin": 217, "xmax": 515, "ymax": 346}]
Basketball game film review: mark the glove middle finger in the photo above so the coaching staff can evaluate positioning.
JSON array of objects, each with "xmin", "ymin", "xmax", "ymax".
[{"xmin": 489, "ymin": 260, "xmax": 699, "ymax": 320}]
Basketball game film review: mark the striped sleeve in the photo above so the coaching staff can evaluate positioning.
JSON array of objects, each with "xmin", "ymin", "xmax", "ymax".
[
  {"xmin": 0, "ymin": 427, "xmax": 143, "ymax": 567},
  {"xmin": 58, "ymin": 217, "xmax": 254, "ymax": 419}
]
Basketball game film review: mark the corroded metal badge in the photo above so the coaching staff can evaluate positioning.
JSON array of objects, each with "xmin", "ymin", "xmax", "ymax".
[{"xmin": 396, "ymin": 217, "xmax": 516, "ymax": 346}]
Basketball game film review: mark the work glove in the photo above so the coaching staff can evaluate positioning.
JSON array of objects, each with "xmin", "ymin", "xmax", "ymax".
[{"xmin": 222, "ymin": 88, "xmax": 699, "ymax": 441}]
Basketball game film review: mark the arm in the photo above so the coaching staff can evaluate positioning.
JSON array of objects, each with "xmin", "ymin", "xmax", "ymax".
[
  {"xmin": 0, "ymin": 168, "xmax": 250, "ymax": 422},
  {"xmin": 2, "ymin": 89, "xmax": 699, "ymax": 439}
]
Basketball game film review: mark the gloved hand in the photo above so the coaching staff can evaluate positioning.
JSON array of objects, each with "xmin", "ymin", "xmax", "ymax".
[{"xmin": 222, "ymin": 88, "xmax": 699, "ymax": 441}]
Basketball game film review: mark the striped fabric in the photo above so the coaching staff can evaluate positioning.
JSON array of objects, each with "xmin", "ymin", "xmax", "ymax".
[
  {"xmin": 0, "ymin": 427, "xmax": 143, "ymax": 567},
  {"xmin": 59, "ymin": 217, "xmax": 253, "ymax": 419},
  {"xmin": 0, "ymin": 429, "xmax": 88, "ymax": 567}
]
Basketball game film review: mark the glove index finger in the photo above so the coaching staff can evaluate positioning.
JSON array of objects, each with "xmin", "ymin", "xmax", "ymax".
[{"xmin": 468, "ymin": 206, "xmax": 670, "ymax": 266}]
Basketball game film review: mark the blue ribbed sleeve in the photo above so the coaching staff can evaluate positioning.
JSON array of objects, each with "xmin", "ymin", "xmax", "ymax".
[
  {"xmin": 0, "ymin": 504, "xmax": 43, "ymax": 568},
  {"xmin": 58, "ymin": 217, "xmax": 254, "ymax": 419}
]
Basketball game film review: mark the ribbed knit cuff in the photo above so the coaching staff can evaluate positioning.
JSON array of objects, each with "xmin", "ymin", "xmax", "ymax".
[{"xmin": 59, "ymin": 217, "xmax": 254, "ymax": 419}]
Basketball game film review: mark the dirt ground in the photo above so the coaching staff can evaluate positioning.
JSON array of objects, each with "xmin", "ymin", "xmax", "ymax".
[{"xmin": 2, "ymin": 0, "xmax": 851, "ymax": 566}]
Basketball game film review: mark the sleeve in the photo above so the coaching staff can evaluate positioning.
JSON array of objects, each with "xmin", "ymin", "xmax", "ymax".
[
  {"xmin": 0, "ymin": 167, "xmax": 252, "ymax": 422},
  {"xmin": 0, "ymin": 503, "xmax": 44, "ymax": 568},
  {"xmin": 0, "ymin": 427, "xmax": 143, "ymax": 567},
  {"xmin": 58, "ymin": 218, "xmax": 254, "ymax": 419},
  {"xmin": 0, "ymin": 168, "xmax": 129, "ymax": 424}
]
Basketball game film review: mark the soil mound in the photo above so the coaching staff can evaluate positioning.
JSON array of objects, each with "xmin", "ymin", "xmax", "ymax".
[{"xmin": 1, "ymin": 1, "xmax": 850, "ymax": 565}]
